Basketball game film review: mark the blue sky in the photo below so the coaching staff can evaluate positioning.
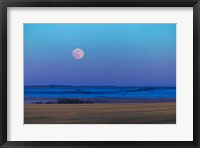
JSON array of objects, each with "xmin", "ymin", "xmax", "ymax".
[{"xmin": 24, "ymin": 24, "xmax": 176, "ymax": 86}]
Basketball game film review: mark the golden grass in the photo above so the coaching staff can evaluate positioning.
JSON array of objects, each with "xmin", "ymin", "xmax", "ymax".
[{"xmin": 24, "ymin": 102, "xmax": 176, "ymax": 124}]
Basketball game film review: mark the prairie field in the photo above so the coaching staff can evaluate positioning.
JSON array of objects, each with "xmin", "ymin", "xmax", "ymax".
[{"xmin": 24, "ymin": 102, "xmax": 176, "ymax": 124}]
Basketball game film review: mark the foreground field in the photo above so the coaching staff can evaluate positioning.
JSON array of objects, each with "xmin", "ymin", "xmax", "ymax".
[{"xmin": 24, "ymin": 102, "xmax": 176, "ymax": 124}]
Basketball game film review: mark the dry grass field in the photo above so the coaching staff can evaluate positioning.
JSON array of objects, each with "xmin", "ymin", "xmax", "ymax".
[{"xmin": 24, "ymin": 102, "xmax": 176, "ymax": 124}]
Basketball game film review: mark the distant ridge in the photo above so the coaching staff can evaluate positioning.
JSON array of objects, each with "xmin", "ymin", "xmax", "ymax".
[{"xmin": 24, "ymin": 85, "xmax": 176, "ymax": 88}]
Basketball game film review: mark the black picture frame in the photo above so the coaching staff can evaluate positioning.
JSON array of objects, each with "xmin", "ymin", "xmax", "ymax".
[{"xmin": 0, "ymin": 0, "xmax": 199, "ymax": 147}]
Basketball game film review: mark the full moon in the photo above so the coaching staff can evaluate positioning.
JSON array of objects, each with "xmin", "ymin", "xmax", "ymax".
[{"xmin": 72, "ymin": 48, "xmax": 84, "ymax": 60}]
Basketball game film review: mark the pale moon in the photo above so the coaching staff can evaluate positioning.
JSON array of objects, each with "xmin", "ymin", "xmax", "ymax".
[{"xmin": 72, "ymin": 48, "xmax": 84, "ymax": 60}]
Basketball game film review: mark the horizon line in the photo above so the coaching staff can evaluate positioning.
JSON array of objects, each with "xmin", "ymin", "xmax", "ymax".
[{"xmin": 24, "ymin": 84, "xmax": 176, "ymax": 87}]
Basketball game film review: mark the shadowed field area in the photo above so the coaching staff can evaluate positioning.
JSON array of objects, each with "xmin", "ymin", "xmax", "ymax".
[{"xmin": 24, "ymin": 102, "xmax": 176, "ymax": 124}]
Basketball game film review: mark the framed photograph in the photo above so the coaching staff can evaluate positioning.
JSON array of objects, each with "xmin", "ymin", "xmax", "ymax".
[{"xmin": 0, "ymin": 0, "xmax": 199, "ymax": 147}]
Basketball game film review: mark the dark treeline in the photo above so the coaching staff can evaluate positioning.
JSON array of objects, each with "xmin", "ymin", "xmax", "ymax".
[
  {"xmin": 32, "ymin": 98, "xmax": 94, "ymax": 104},
  {"xmin": 57, "ymin": 98, "xmax": 93, "ymax": 104}
]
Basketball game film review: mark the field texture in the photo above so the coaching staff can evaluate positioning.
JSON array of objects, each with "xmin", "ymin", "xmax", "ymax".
[{"xmin": 24, "ymin": 102, "xmax": 176, "ymax": 124}]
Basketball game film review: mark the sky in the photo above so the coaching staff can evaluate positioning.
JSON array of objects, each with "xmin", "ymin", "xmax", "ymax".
[{"xmin": 24, "ymin": 24, "xmax": 176, "ymax": 86}]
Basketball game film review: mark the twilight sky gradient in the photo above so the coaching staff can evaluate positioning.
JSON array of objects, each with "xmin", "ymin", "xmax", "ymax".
[{"xmin": 24, "ymin": 24, "xmax": 176, "ymax": 86}]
